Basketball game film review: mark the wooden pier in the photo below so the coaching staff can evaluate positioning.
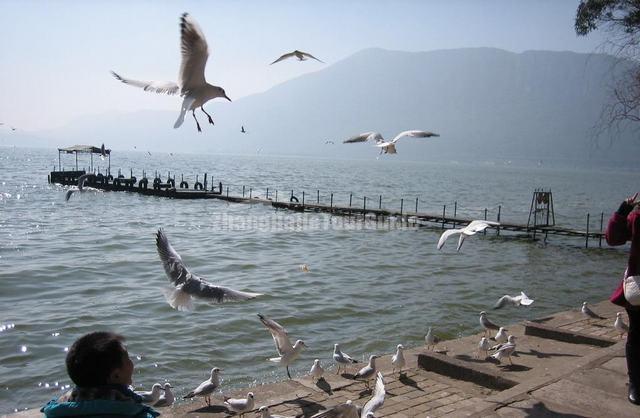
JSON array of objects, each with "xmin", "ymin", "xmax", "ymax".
[{"xmin": 49, "ymin": 169, "xmax": 606, "ymax": 247}]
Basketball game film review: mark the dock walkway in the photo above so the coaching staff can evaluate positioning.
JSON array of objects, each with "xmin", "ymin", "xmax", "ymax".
[{"xmin": 10, "ymin": 301, "xmax": 636, "ymax": 418}]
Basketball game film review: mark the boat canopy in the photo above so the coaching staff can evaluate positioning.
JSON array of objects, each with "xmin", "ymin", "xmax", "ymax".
[{"xmin": 58, "ymin": 145, "xmax": 111, "ymax": 155}]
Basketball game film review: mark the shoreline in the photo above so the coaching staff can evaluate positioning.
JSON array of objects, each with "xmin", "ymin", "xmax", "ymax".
[{"xmin": 7, "ymin": 300, "xmax": 637, "ymax": 417}]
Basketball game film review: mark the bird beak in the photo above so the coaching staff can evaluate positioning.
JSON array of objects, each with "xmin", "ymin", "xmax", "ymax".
[{"xmin": 224, "ymin": 94, "xmax": 232, "ymax": 102}]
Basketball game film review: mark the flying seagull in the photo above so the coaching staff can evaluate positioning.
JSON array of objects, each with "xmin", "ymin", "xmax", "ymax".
[
  {"xmin": 271, "ymin": 50, "xmax": 324, "ymax": 65},
  {"xmin": 111, "ymin": 13, "xmax": 231, "ymax": 132},
  {"xmin": 258, "ymin": 313, "xmax": 306, "ymax": 379},
  {"xmin": 437, "ymin": 220, "xmax": 500, "ymax": 251},
  {"xmin": 65, "ymin": 173, "xmax": 92, "ymax": 201},
  {"xmin": 343, "ymin": 130, "xmax": 439, "ymax": 155},
  {"xmin": 183, "ymin": 367, "xmax": 222, "ymax": 406},
  {"xmin": 493, "ymin": 292, "xmax": 534, "ymax": 309},
  {"xmin": 241, "ymin": 125, "xmax": 246, "ymax": 133},
  {"xmin": 155, "ymin": 228, "xmax": 263, "ymax": 311}
]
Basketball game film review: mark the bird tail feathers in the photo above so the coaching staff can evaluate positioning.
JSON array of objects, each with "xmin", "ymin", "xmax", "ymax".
[
  {"xmin": 183, "ymin": 391, "xmax": 195, "ymax": 399},
  {"xmin": 268, "ymin": 357, "xmax": 282, "ymax": 363}
]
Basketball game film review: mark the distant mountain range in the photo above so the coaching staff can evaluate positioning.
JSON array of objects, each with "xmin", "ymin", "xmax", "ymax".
[{"xmin": 5, "ymin": 47, "xmax": 640, "ymax": 165}]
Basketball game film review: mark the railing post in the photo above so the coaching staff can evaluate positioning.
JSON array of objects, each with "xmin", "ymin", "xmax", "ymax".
[
  {"xmin": 400, "ymin": 198, "xmax": 404, "ymax": 216},
  {"xmin": 363, "ymin": 196, "xmax": 367, "ymax": 213},
  {"xmin": 242, "ymin": 185, "xmax": 245, "ymax": 197},
  {"xmin": 266, "ymin": 188, "xmax": 269, "ymax": 199},
  {"xmin": 484, "ymin": 208, "xmax": 488, "ymax": 235},
  {"xmin": 497, "ymin": 205, "xmax": 501, "ymax": 236},
  {"xmin": 302, "ymin": 191, "xmax": 305, "ymax": 206},
  {"xmin": 599, "ymin": 212, "xmax": 604, "ymax": 248},
  {"xmin": 415, "ymin": 197, "xmax": 419, "ymax": 214},
  {"xmin": 317, "ymin": 189, "xmax": 320, "ymax": 204},
  {"xmin": 226, "ymin": 186, "xmax": 229, "ymax": 197},
  {"xmin": 249, "ymin": 188, "xmax": 252, "ymax": 199},
  {"xmin": 442, "ymin": 204, "xmax": 446, "ymax": 229},
  {"xmin": 349, "ymin": 193, "xmax": 352, "ymax": 207},
  {"xmin": 275, "ymin": 190, "xmax": 278, "ymax": 202},
  {"xmin": 379, "ymin": 195, "xmax": 382, "ymax": 210},
  {"xmin": 453, "ymin": 201, "xmax": 457, "ymax": 228},
  {"xmin": 330, "ymin": 193, "xmax": 333, "ymax": 211},
  {"xmin": 586, "ymin": 213, "xmax": 590, "ymax": 248}
]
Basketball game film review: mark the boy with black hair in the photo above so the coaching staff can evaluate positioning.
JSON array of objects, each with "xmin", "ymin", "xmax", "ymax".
[{"xmin": 41, "ymin": 331, "xmax": 160, "ymax": 417}]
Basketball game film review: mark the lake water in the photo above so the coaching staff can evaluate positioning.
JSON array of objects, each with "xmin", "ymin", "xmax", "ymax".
[{"xmin": 0, "ymin": 146, "xmax": 636, "ymax": 413}]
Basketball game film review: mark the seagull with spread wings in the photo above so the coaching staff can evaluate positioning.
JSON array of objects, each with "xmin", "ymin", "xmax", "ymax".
[
  {"xmin": 343, "ymin": 130, "xmax": 439, "ymax": 155},
  {"xmin": 257, "ymin": 313, "xmax": 307, "ymax": 379},
  {"xmin": 111, "ymin": 13, "xmax": 231, "ymax": 132},
  {"xmin": 155, "ymin": 229, "xmax": 262, "ymax": 311},
  {"xmin": 65, "ymin": 173, "xmax": 92, "ymax": 201},
  {"xmin": 271, "ymin": 50, "xmax": 324, "ymax": 65},
  {"xmin": 493, "ymin": 291, "xmax": 534, "ymax": 309},
  {"xmin": 437, "ymin": 220, "xmax": 500, "ymax": 252}
]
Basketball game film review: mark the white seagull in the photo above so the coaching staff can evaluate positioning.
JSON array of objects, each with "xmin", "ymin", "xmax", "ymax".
[
  {"xmin": 615, "ymin": 312, "xmax": 629, "ymax": 338},
  {"xmin": 391, "ymin": 344, "xmax": 405, "ymax": 375},
  {"xmin": 270, "ymin": 50, "xmax": 324, "ymax": 65},
  {"xmin": 65, "ymin": 173, "xmax": 92, "ymax": 201},
  {"xmin": 343, "ymin": 130, "xmax": 439, "ymax": 155},
  {"xmin": 493, "ymin": 292, "xmax": 534, "ymax": 309},
  {"xmin": 135, "ymin": 383, "xmax": 163, "ymax": 405},
  {"xmin": 479, "ymin": 311, "xmax": 500, "ymax": 335},
  {"xmin": 493, "ymin": 327, "xmax": 508, "ymax": 344},
  {"xmin": 581, "ymin": 301, "xmax": 605, "ymax": 321},
  {"xmin": 490, "ymin": 335, "xmax": 517, "ymax": 365},
  {"xmin": 311, "ymin": 372, "xmax": 385, "ymax": 418},
  {"xmin": 258, "ymin": 313, "xmax": 307, "ymax": 379},
  {"xmin": 183, "ymin": 367, "xmax": 222, "ymax": 406},
  {"xmin": 257, "ymin": 406, "xmax": 294, "ymax": 418},
  {"xmin": 437, "ymin": 220, "xmax": 500, "ymax": 251},
  {"xmin": 111, "ymin": 13, "xmax": 231, "ymax": 132},
  {"xmin": 424, "ymin": 327, "xmax": 442, "ymax": 350},
  {"xmin": 153, "ymin": 383, "xmax": 174, "ymax": 407},
  {"xmin": 309, "ymin": 359, "xmax": 324, "ymax": 382},
  {"xmin": 155, "ymin": 228, "xmax": 263, "ymax": 311},
  {"xmin": 353, "ymin": 355, "xmax": 378, "ymax": 390},
  {"xmin": 477, "ymin": 337, "xmax": 491, "ymax": 359},
  {"xmin": 333, "ymin": 343, "xmax": 358, "ymax": 374},
  {"xmin": 224, "ymin": 392, "xmax": 255, "ymax": 417}
]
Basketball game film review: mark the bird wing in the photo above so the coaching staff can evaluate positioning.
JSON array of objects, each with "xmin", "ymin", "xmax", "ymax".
[
  {"xmin": 437, "ymin": 228, "xmax": 462, "ymax": 250},
  {"xmin": 342, "ymin": 352, "xmax": 357, "ymax": 363},
  {"xmin": 258, "ymin": 314, "xmax": 294, "ymax": 355},
  {"xmin": 390, "ymin": 130, "xmax": 440, "ymax": 144},
  {"xmin": 483, "ymin": 316, "xmax": 500, "ymax": 330},
  {"xmin": 155, "ymin": 228, "xmax": 189, "ymax": 286},
  {"xmin": 518, "ymin": 291, "xmax": 534, "ymax": 306},
  {"xmin": 455, "ymin": 234, "xmax": 466, "ymax": 251},
  {"xmin": 271, "ymin": 51, "xmax": 297, "ymax": 65},
  {"xmin": 493, "ymin": 295, "xmax": 513, "ymax": 309},
  {"xmin": 111, "ymin": 71, "xmax": 179, "ymax": 95},
  {"xmin": 361, "ymin": 372, "xmax": 385, "ymax": 417},
  {"xmin": 463, "ymin": 220, "xmax": 499, "ymax": 235},
  {"xmin": 343, "ymin": 132, "xmax": 381, "ymax": 144},
  {"xmin": 77, "ymin": 173, "xmax": 92, "ymax": 191},
  {"xmin": 178, "ymin": 13, "xmax": 209, "ymax": 93},
  {"xmin": 311, "ymin": 402, "xmax": 359, "ymax": 418},
  {"xmin": 182, "ymin": 277, "xmax": 263, "ymax": 302},
  {"xmin": 300, "ymin": 51, "xmax": 324, "ymax": 63}
]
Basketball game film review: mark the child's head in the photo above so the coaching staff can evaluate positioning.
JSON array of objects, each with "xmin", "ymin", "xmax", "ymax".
[{"xmin": 65, "ymin": 331, "xmax": 133, "ymax": 387}]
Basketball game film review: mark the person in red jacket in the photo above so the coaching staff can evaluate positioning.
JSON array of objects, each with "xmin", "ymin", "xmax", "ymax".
[{"xmin": 606, "ymin": 193, "xmax": 640, "ymax": 405}]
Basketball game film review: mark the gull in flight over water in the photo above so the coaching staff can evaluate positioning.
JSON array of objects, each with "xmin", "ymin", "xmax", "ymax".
[
  {"xmin": 437, "ymin": 220, "xmax": 500, "ymax": 251},
  {"xmin": 258, "ymin": 313, "xmax": 307, "ymax": 379},
  {"xmin": 155, "ymin": 228, "xmax": 263, "ymax": 311},
  {"xmin": 183, "ymin": 367, "xmax": 222, "ymax": 406},
  {"xmin": 311, "ymin": 372, "xmax": 385, "ymax": 418},
  {"xmin": 111, "ymin": 13, "xmax": 231, "ymax": 132},
  {"xmin": 271, "ymin": 50, "xmax": 324, "ymax": 65},
  {"xmin": 343, "ymin": 130, "xmax": 439, "ymax": 155},
  {"xmin": 493, "ymin": 292, "xmax": 534, "ymax": 309},
  {"xmin": 65, "ymin": 173, "xmax": 92, "ymax": 201}
]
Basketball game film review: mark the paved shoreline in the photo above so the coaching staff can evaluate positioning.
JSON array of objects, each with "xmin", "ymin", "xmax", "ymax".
[{"xmin": 7, "ymin": 300, "xmax": 638, "ymax": 418}]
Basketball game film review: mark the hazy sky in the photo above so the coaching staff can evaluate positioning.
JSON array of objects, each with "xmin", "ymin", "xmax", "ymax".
[{"xmin": 0, "ymin": 0, "xmax": 607, "ymax": 132}]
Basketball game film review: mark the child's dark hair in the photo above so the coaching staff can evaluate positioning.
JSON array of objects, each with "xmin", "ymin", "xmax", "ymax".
[{"xmin": 65, "ymin": 331, "xmax": 127, "ymax": 387}]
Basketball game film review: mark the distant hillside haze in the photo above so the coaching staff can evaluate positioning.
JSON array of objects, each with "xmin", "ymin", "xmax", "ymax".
[{"xmin": 10, "ymin": 47, "xmax": 640, "ymax": 164}]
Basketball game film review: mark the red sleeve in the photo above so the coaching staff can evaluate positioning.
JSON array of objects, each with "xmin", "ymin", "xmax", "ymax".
[{"xmin": 606, "ymin": 211, "xmax": 632, "ymax": 245}]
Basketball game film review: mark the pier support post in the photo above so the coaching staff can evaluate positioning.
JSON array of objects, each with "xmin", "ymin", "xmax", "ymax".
[
  {"xmin": 266, "ymin": 188, "xmax": 269, "ymax": 200},
  {"xmin": 484, "ymin": 208, "xmax": 488, "ymax": 235},
  {"xmin": 302, "ymin": 191, "xmax": 305, "ymax": 206},
  {"xmin": 317, "ymin": 190, "xmax": 320, "ymax": 204},
  {"xmin": 243, "ymin": 185, "xmax": 245, "ymax": 197},
  {"xmin": 330, "ymin": 193, "xmax": 333, "ymax": 211},
  {"xmin": 599, "ymin": 212, "xmax": 604, "ymax": 248},
  {"xmin": 453, "ymin": 201, "xmax": 457, "ymax": 228},
  {"xmin": 250, "ymin": 188, "xmax": 252, "ymax": 199},
  {"xmin": 442, "ymin": 205, "xmax": 446, "ymax": 229},
  {"xmin": 363, "ymin": 196, "xmax": 367, "ymax": 214},
  {"xmin": 586, "ymin": 213, "xmax": 590, "ymax": 248},
  {"xmin": 497, "ymin": 205, "xmax": 501, "ymax": 236},
  {"xmin": 379, "ymin": 195, "xmax": 382, "ymax": 210},
  {"xmin": 275, "ymin": 190, "xmax": 278, "ymax": 202},
  {"xmin": 226, "ymin": 187, "xmax": 229, "ymax": 197},
  {"xmin": 415, "ymin": 197, "xmax": 419, "ymax": 214},
  {"xmin": 400, "ymin": 198, "xmax": 404, "ymax": 216}
]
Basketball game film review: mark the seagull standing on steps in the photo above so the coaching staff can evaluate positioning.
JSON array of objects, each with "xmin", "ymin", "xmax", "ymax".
[
  {"xmin": 477, "ymin": 337, "xmax": 491, "ymax": 359},
  {"xmin": 333, "ymin": 343, "xmax": 358, "ymax": 374},
  {"xmin": 479, "ymin": 311, "xmax": 500, "ymax": 336},
  {"xmin": 309, "ymin": 359, "xmax": 324, "ymax": 382},
  {"xmin": 581, "ymin": 301, "xmax": 605, "ymax": 321},
  {"xmin": 111, "ymin": 13, "xmax": 231, "ymax": 132},
  {"xmin": 391, "ymin": 344, "xmax": 405, "ymax": 375},
  {"xmin": 135, "ymin": 383, "xmax": 163, "ymax": 405},
  {"xmin": 490, "ymin": 335, "xmax": 517, "ymax": 365},
  {"xmin": 615, "ymin": 312, "xmax": 629, "ymax": 338},
  {"xmin": 223, "ymin": 392, "xmax": 254, "ymax": 418},
  {"xmin": 258, "ymin": 313, "xmax": 306, "ymax": 379},
  {"xmin": 270, "ymin": 50, "xmax": 324, "ymax": 64},
  {"xmin": 183, "ymin": 367, "xmax": 222, "ymax": 406},
  {"xmin": 353, "ymin": 355, "xmax": 378, "ymax": 390},
  {"xmin": 424, "ymin": 327, "xmax": 441, "ymax": 350}
]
